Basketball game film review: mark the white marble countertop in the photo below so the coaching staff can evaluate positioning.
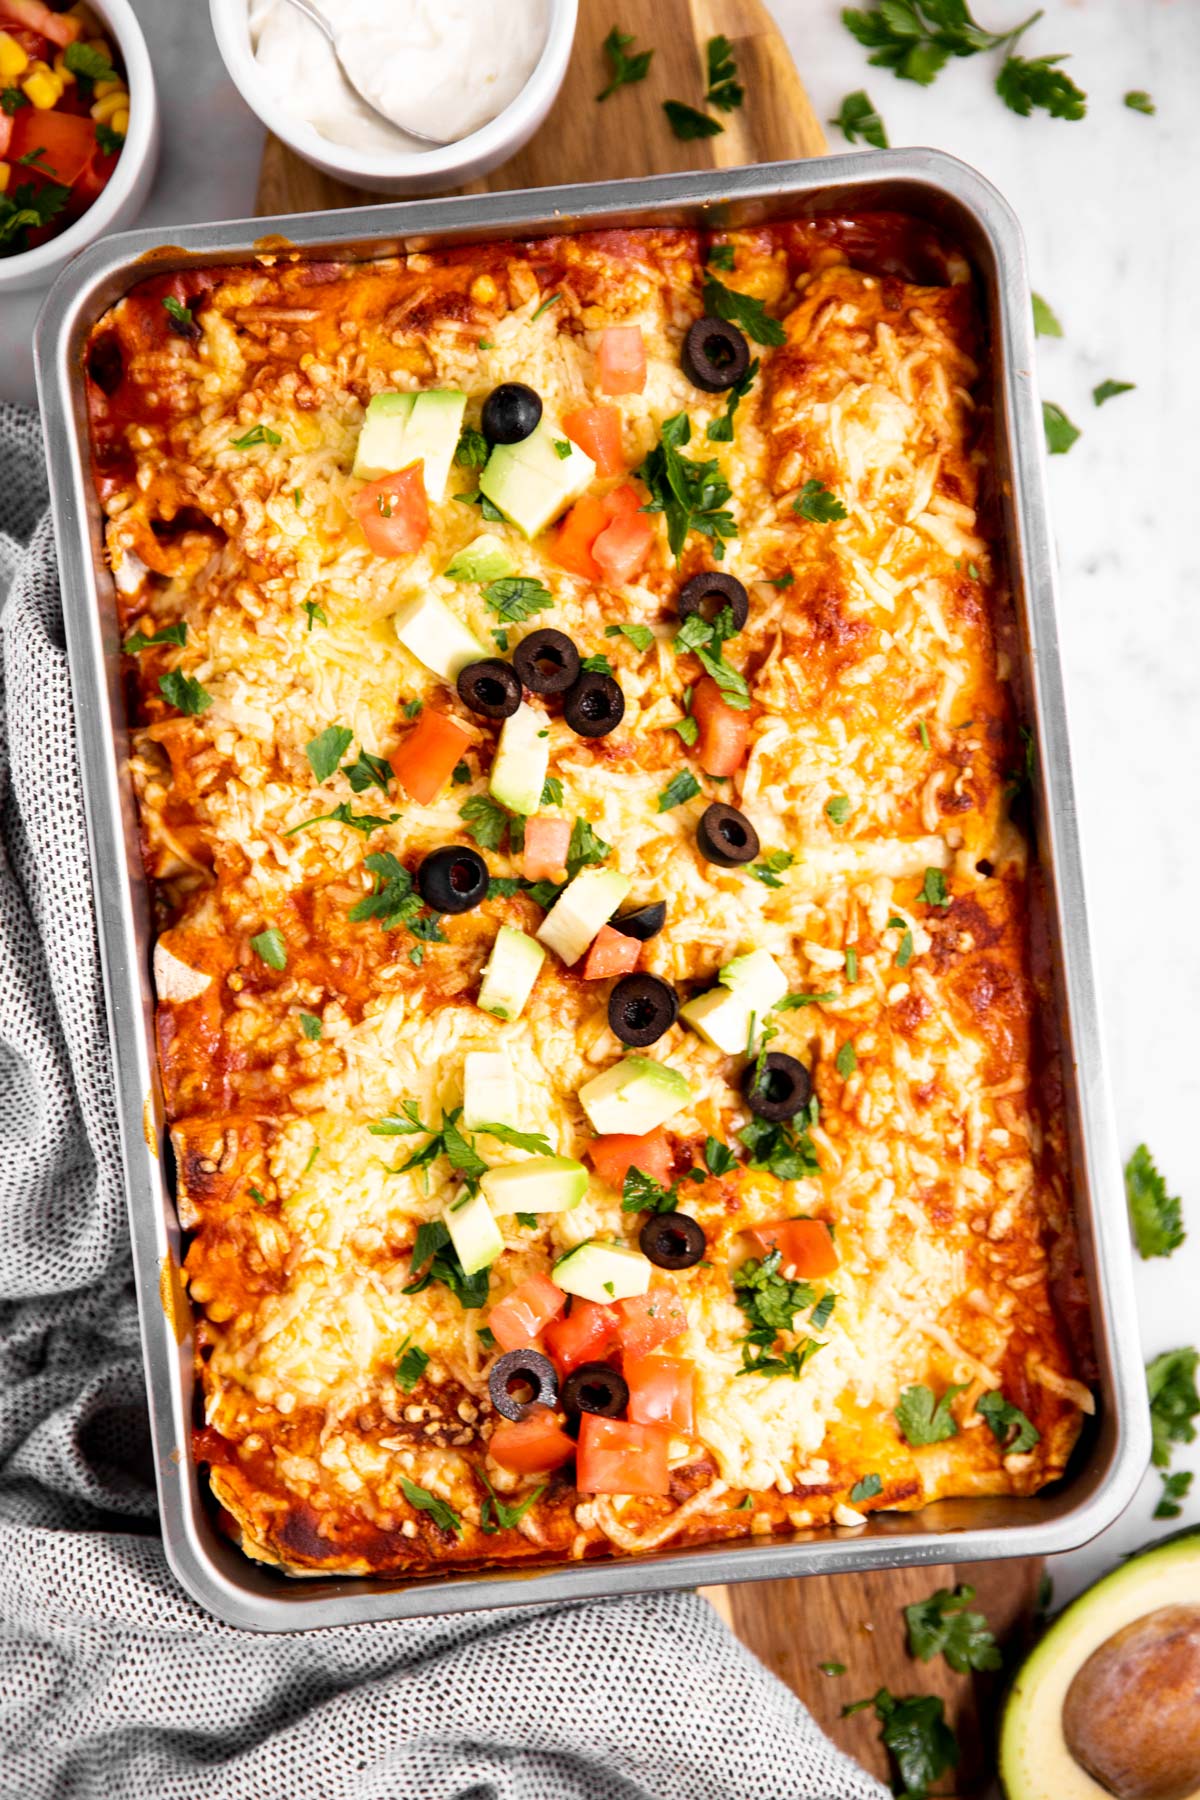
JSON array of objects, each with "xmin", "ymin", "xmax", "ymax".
[{"xmin": 4, "ymin": 0, "xmax": 1198, "ymax": 1604}]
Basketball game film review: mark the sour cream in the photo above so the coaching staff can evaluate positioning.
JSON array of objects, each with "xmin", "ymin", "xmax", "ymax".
[{"xmin": 248, "ymin": 0, "xmax": 549, "ymax": 156}]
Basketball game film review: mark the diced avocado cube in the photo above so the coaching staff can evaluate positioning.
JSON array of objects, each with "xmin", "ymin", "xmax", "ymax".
[
  {"xmin": 718, "ymin": 948, "xmax": 789, "ymax": 1012},
  {"xmin": 577, "ymin": 1055, "xmax": 692, "ymax": 1137},
  {"xmin": 442, "ymin": 1186, "xmax": 504, "ymax": 1276},
  {"xmin": 679, "ymin": 985, "xmax": 755, "ymax": 1055},
  {"xmin": 353, "ymin": 392, "xmax": 414, "ymax": 481},
  {"xmin": 552, "ymin": 1239, "xmax": 652, "ymax": 1303},
  {"xmin": 445, "ymin": 532, "xmax": 515, "ymax": 584},
  {"xmin": 393, "ymin": 591, "xmax": 486, "ymax": 682},
  {"xmin": 461, "ymin": 1050, "xmax": 519, "ymax": 1131},
  {"xmin": 537, "ymin": 867, "xmax": 631, "ymax": 966},
  {"xmin": 482, "ymin": 1156, "xmax": 589, "ymax": 1215},
  {"xmin": 477, "ymin": 925, "xmax": 545, "ymax": 1022},
  {"xmin": 489, "ymin": 703, "xmax": 550, "ymax": 817},
  {"xmin": 479, "ymin": 423, "xmax": 596, "ymax": 539}
]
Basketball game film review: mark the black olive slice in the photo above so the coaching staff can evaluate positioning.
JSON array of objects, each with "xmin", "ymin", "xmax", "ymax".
[
  {"xmin": 697, "ymin": 802, "xmax": 759, "ymax": 867},
  {"xmin": 482, "ymin": 382, "xmax": 543, "ymax": 445},
  {"xmin": 609, "ymin": 974, "xmax": 679, "ymax": 1048},
  {"xmin": 677, "ymin": 571, "xmax": 749, "ymax": 634},
  {"xmin": 611, "ymin": 901, "xmax": 668, "ymax": 942},
  {"xmin": 564, "ymin": 671, "xmax": 625, "ymax": 739},
  {"xmin": 456, "ymin": 658, "xmax": 522, "ymax": 720},
  {"xmin": 639, "ymin": 1212, "xmax": 706, "ymax": 1270},
  {"xmin": 488, "ymin": 1349, "xmax": 559, "ymax": 1421},
  {"xmin": 562, "ymin": 1361, "xmax": 629, "ymax": 1424},
  {"xmin": 682, "ymin": 316, "xmax": 751, "ymax": 393},
  {"xmin": 513, "ymin": 628, "xmax": 581, "ymax": 696},
  {"xmin": 743, "ymin": 1052, "xmax": 813, "ymax": 1122},
  {"xmin": 416, "ymin": 845, "xmax": 489, "ymax": 915}
]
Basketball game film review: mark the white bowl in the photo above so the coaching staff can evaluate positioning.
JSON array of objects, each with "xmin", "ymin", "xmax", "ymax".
[
  {"xmin": 0, "ymin": 0, "xmax": 159, "ymax": 295},
  {"xmin": 209, "ymin": 0, "xmax": 577, "ymax": 195}
]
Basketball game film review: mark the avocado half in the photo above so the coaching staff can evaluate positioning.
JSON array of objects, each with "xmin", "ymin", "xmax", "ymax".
[{"xmin": 1001, "ymin": 1528, "xmax": 1200, "ymax": 1800}]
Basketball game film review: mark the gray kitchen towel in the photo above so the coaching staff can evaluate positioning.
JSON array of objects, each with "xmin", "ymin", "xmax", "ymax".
[{"xmin": 0, "ymin": 399, "xmax": 887, "ymax": 1800}]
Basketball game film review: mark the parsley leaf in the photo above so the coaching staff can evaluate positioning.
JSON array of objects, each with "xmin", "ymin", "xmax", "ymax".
[
  {"xmin": 597, "ymin": 24, "xmax": 654, "ymax": 99},
  {"xmin": 904, "ymin": 1584, "xmax": 1001, "ymax": 1673},
  {"xmin": 0, "ymin": 88, "xmax": 29, "ymax": 117},
  {"xmin": 1155, "ymin": 1469, "xmax": 1193, "ymax": 1520},
  {"xmin": 638, "ymin": 411, "xmax": 738, "ymax": 563},
  {"xmin": 124, "ymin": 622, "xmax": 187, "ymax": 653},
  {"xmin": 460, "ymin": 794, "xmax": 519, "ymax": 853},
  {"xmin": 704, "ymin": 1136, "xmax": 738, "ymax": 1177},
  {"xmin": 734, "ymin": 1250, "xmax": 817, "ymax": 1338},
  {"xmin": 399, "ymin": 1476, "xmax": 463, "ymax": 1536},
  {"xmin": 158, "ymin": 671, "xmax": 212, "ymax": 715},
  {"xmin": 895, "ymin": 1382, "xmax": 965, "ymax": 1446},
  {"xmin": 229, "ymin": 423, "xmax": 282, "ymax": 449},
  {"xmin": 921, "ymin": 867, "xmax": 951, "ymax": 908},
  {"xmin": 299, "ymin": 1011, "xmax": 322, "ymax": 1040},
  {"xmin": 707, "ymin": 242, "xmax": 736, "ymax": 272},
  {"xmin": 566, "ymin": 816, "xmax": 611, "ymax": 878},
  {"xmin": 250, "ymin": 927, "xmax": 287, "ymax": 971},
  {"xmin": 455, "ymin": 425, "xmax": 489, "ymax": 468},
  {"xmin": 1124, "ymin": 89, "xmax": 1155, "ymax": 115},
  {"xmin": 403, "ymin": 1216, "xmax": 489, "ymax": 1310},
  {"xmin": 1126, "ymin": 1144, "xmax": 1185, "ymax": 1261},
  {"xmin": 531, "ymin": 292, "xmax": 561, "ymax": 322},
  {"xmin": 702, "ymin": 275, "xmax": 786, "ymax": 348},
  {"xmin": 345, "ymin": 748, "xmax": 393, "ymax": 794},
  {"xmin": 95, "ymin": 121, "xmax": 125, "ymax": 154},
  {"xmin": 704, "ymin": 33, "xmax": 743, "ymax": 111},
  {"xmin": 706, "ymin": 356, "xmax": 759, "ymax": 443},
  {"xmin": 349, "ymin": 851, "xmax": 446, "ymax": 942},
  {"xmin": 580, "ymin": 652, "xmax": 615, "ymax": 677},
  {"xmin": 479, "ymin": 1473, "xmax": 546, "ymax": 1533},
  {"xmin": 657, "ymin": 770, "xmax": 702, "ymax": 812},
  {"xmin": 665, "ymin": 712, "xmax": 699, "ymax": 749},
  {"xmin": 819, "ymin": 1660, "xmax": 846, "ymax": 1676},
  {"xmin": 849, "ymin": 1473, "xmax": 882, "ymax": 1503},
  {"xmin": 473, "ymin": 1123, "xmax": 553, "ymax": 1154},
  {"xmin": 605, "ymin": 621, "xmax": 655, "ymax": 652},
  {"xmin": 1043, "ymin": 400, "xmax": 1081, "ymax": 454},
  {"xmin": 369, "ymin": 1101, "xmax": 429, "ymax": 1137},
  {"xmin": 775, "ymin": 991, "xmax": 836, "ymax": 1010},
  {"xmin": 851, "ymin": 1688, "xmax": 959, "ymax": 1799},
  {"xmin": 456, "ymin": 489, "xmax": 506, "ymax": 523},
  {"xmin": 747, "ymin": 849, "xmax": 794, "ymax": 889},
  {"xmin": 825, "ymin": 795, "xmax": 851, "ymax": 825},
  {"xmin": 305, "ymin": 724, "xmax": 354, "ymax": 783},
  {"xmin": 160, "ymin": 295, "xmax": 198, "ymax": 337},
  {"xmin": 65, "ymin": 41, "xmax": 116, "ymax": 82},
  {"xmin": 1094, "ymin": 378, "xmax": 1135, "ymax": 407},
  {"xmin": 675, "ymin": 609, "xmax": 750, "ymax": 708},
  {"xmin": 285, "ymin": 802, "xmax": 399, "ymax": 838},
  {"xmin": 482, "ymin": 577, "xmax": 554, "ymax": 623},
  {"xmin": 835, "ymin": 1041, "xmax": 857, "ymax": 1079},
  {"xmin": 621, "ymin": 1165, "xmax": 683, "ymax": 1215},
  {"xmin": 1032, "ymin": 291, "xmax": 1062, "ymax": 338},
  {"xmin": 663, "ymin": 99, "xmax": 723, "ymax": 139},
  {"xmin": 793, "ymin": 478, "xmax": 848, "ymax": 523},
  {"xmin": 997, "ymin": 52, "xmax": 1086, "ymax": 121},
  {"xmin": 540, "ymin": 776, "xmax": 564, "ymax": 808},
  {"xmin": 1148, "ymin": 1348, "xmax": 1200, "ymax": 1468},
  {"xmin": 976, "ymin": 1389, "xmax": 1040, "ymax": 1455},
  {"xmin": 739, "ymin": 1102, "xmax": 820, "ymax": 1182},
  {"xmin": 395, "ymin": 1339, "xmax": 429, "ymax": 1391},
  {"xmin": 888, "ymin": 914, "xmax": 914, "ymax": 968},
  {"xmin": 302, "ymin": 600, "xmax": 327, "ymax": 632},
  {"xmin": 830, "ymin": 89, "xmax": 889, "ymax": 147}
]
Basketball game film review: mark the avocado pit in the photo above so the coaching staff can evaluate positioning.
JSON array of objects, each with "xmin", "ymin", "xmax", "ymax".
[{"xmin": 1061, "ymin": 1604, "xmax": 1200, "ymax": 1800}]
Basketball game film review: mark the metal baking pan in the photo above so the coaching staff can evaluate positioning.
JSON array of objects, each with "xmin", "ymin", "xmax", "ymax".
[{"xmin": 36, "ymin": 150, "xmax": 1149, "ymax": 1631}]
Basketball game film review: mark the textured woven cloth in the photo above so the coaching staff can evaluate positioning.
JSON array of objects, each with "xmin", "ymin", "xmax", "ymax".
[{"xmin": 0, "ymin": 399, "xmax": 886, "ymax": 1800}]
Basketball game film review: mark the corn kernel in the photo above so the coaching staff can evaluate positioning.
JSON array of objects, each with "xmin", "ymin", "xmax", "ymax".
[
  {"xmin": 94, "ymin": 77, "xmax": 122, "ymax": 97},
  {"xmin": 470, "ymin": 273, "xmax": 499, "ymax": 305},
  {"xmin": 21, "ymin": 65, "xmax": 64, "ymax": 109},
  {"xmin": 0, "ymin": 164, "xmax": 10, "ymax": 196},
  {"xmin": 52, "ymin": 49, "xmax": 75, "ymax": 82},
  {"xmin": 110, "ymin": 107, "xmax": 129, "ymax": 136},
  {"xmin": 0, "ymin": 30, "xmax": 29, "ymax": 80},
  {"xmin": 90, "ymin": 87, "xmax": 127, "ymax": 124}
]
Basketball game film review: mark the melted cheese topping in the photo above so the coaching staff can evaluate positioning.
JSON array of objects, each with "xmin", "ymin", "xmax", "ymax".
[{"xmin": 86, "ymin": 216, "xmax": 1088, "ymax": 1576}]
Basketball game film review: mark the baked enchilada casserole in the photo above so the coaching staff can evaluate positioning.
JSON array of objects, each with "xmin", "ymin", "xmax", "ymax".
[{"xmin": 83, "ymin": 214, "xmax": 1093, "ymax": 1576}]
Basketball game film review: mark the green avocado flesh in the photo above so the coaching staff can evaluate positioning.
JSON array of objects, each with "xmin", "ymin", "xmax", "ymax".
[{"xmin": 1000, "ymin": 1529, "xmax": 1200, "ymax": 1800}]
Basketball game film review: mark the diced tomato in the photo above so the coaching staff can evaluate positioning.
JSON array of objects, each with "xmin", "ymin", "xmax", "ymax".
[
  {"xmin": 554, "ymin": 493, "xmax": 607, "ymax": 581},
  {"xmin": 0, "ymin": 116, "xmax": 11, "ymax": 160},
  {"xmin": 10, "ymin": 108, "xmax": 96, "ymax": 186},
  {"xmin": 523, "ymin": 815, "xmax": 571, "ymax": 882},
  {"xmin": 593, "ymin": 508, "xmax": 655, "ymax": 586},
  {"xmin": 691, "ymin": 675, "xmax": 750, "ymax": 777},
  {"xmin": 588, "ymin": 1128, "xmax": 674, "ymax": 1193},
  {"xmin": 0, "ymin": 0, "xmax": 79, "ymax": 46},
  {"xmin": 487, "ymin": 1274, "xmax": 567, "ymax": 1352},
  {"xmin": 390, "ymin": 708, "xmax": 472, "ymax": 806},
  {"xmin": 603, "ymin": 483, "xmax": 644, "ymax": 521},
  {"xmin": 354, "ymin": 463, "xmax": 429, "ymax": 559},
  {"xmin": 614, "ymin": 1288, "xmax": 689, "ymax": 1359},
  {"xmin": 581, "ymin": 923, "xmax": 640, "ymax": 980},
  {"xmin": 748, "ymin": 1218, "xmax": 839, "ymax": 1279},
  {"xmin": 597, "ymin": 326, "xmax": 646, "ymax": 396},
  {"xmin": 562, "ymin": 404, "xmax": 624, "ymax": 478},
  {"xmin": 489, "ymin": 1405, "xmax": 575, "ymax": 1476},
  {"xmin": 626, "ymin": 1354, "xmax": 695, "ymax": 1435},
  {"xmin": 544, "ymin": 1298, "xmax": 618, "ymax": 1374},
  {"xmin": 576, "ymin": 1415, "xmax": 670, "ymax": 1496},
  {"xmin": 72, "ymin": 143, "xmax": 119, "ymax": 208}
]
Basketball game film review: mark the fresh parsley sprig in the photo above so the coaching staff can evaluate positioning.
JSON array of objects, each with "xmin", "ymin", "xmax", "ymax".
[
  {"xmin": 843, "ymin": 2, "xmax": 1086, "ymax": 122},
  {"xmin": 597, "ymin": 25, "xmax": 653, "ymax": 100},
  {"xmin": 638, "ymin": 411, "xmax": 738, "ymax": 562},
  {"xmin": 704, "ymin": 33, "xmax": 743, "ymax": 111},
  {"xmin": 701, "ymin": 274, "xmax": 786, "ymax": 347},
  {"xmin": 1125, "ymin": 1143, "xmax": 1185, "ymax": 1260},
  {"xmin": 830, "ymin": 89, "xmax": 889, "ymax": 147},
  {"xmin": 904, "ymin": 1584, "xmax": 1001, "ymax": 1673}
]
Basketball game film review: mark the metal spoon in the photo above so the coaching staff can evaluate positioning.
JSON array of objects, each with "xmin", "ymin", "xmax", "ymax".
[{"xmin": 277, "ymin": 0, "xmax": 452, "ymax": 145}]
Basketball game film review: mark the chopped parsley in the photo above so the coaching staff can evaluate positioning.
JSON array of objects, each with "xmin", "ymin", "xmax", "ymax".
[
  {"xmin": 747, "ymin": 849, "xmax": 794, "ymax": 889},
  {"xmin": 849, "ymin": 1473, "xmax": 882, "ymax": 1503},
  {"xmin": 997, "ymin": 52, "xmax": 1087, "ymax": 120},
  {"xmin": 775, "ymin": 991, "xmax": 836, "ymax": 1010},
  {"xmin": 605, "ymin": 621, "xmax": 655, "ymax": 652},
  {"xmin": 844, "ymin": 1688, "xmax": 959, "ymax": 1798},
  {"xmin": 580, "ymin": 653, "xmax": 615, "ymax": 677},
  {"xmin": 540, "ymin": 776, "xmax": 564, "ymax": 807},
  {"xmin": 305, "ymin": 723, "xmax": 354, "ymax": 783},
  {"xmin": 479, "ymin": 1474, "xmax": 547, "ymax": 1533},
  {"xmin": 247, "ymin": 1185, "xmax": 269, "ymax": 1208},
  {"xmin": 818, "ymin": 1660, "xmax": 847, "ymax": 1677},
  {"xmin": 566, "ymin": 816, "xmax": 612, "ymax": 877},
  {"xmin": 345, "ymin": 748, "xmax": 394, "ymax": 795},
  {"xmin": 158, "ymin": 671, "xmax": 212, "ymax": 715},
  {"xmin": 531, "ymin": 292, "xmax": 561, "ymax": 322},
  {"xmin": 1124, "ymin": 89, "xmax": 1155, "ymax": 115},
  {"xmin": 657, "ymin": 770, "xmax": 702, "ymax": 812},
  {"xmin": 229, "ymin": 423, "xmax": 282, "ymax": 449},
  {"xmin": 793, "ymin": 478, "xmax": 848, "ymax": 523},
  {"xmin": 0, "ymin": 88, "xmax": 29, "ymax": 116},
  {"xmin": 621, "ymin": 1165, "xmax": 692, "ymax": 1215},
  {"xmin": 894, "ymin": 1382, "xmax": 965, "ymax": 1446},
  {"xmin": 1147, "ymin": 1348, "xmax": 1199, "ymax": 1469},
  {"xmin": 825, "ymin": 794, "xmax": 851, "ymax": 825},
  {"xmin": 1093, "ymin": 378, "xmax": 1135, "ymax": 407},
  {"xmin": 95, "ymin": 121, "xmax": 125, "ymax": 155},
  {"xmin": 701, "ymin": 274, "xmax": 786, "ymax": 348},
  {"xmin": 704, "ymin": 33, "xmax": 743, "ymax": 111},
  {"xmin": 454, "ymin": 425, "xmax": 489, "ymax": 469},
  {"xmin": 250, "ymin": 927, "xmax": 287, "ymax": 971},
  {"xmin": 921, "ymin": 867, "xmax": 951, "ymax": 909},
  {"xmin": 1125, "ymin": 1144, "xmax": 1185, "ymax": 1261},
  {"xmin": 481, "ymin": 576, "xmax": 554, "ymax": 623},
  {"xmin": 124, "ymin": 622, "xmax": 187, "ymax": 653},
  {"xmin": 904, "ymin": 1584, "xmax": 1001, "ymax": 1673},
  {"xmin": 674, "ymin": 605, "xmax": 749, "ymax": 709},
  {"xmin": 707, "ymin": 243, "xmax": 736, "ymax": 272},
  {"xmin": 403, "ymin": 698, "xmax": 423, "ymax": 721},
  {"xmin": 638, "ymin": 411, "xmax": 738, "ymax": 562},
  {"xmin": 452, "ymin": 761, "xmax": 471, "ymax": 786},
  {"xmin": 475, "ymin": 1123, "xmax": 553, "ymax": 1154},
  {"xmin": 552, "ymin": 438, "xmax": 571, "ymax": 460},
  {"xmin": 739, "ymin": 1096, "xmax": 821, "ymax": 1183},
  {"xmin": 65, "ymin": 41, "xmax": 116, "ymax": 82},
  {"xmin": 456, "ymin": 489, "xmax": 506, "ymax": 523},
  {"xmin": 299, "ymin": 1012, "xmax": 322, "ymax": 1040},
  {"xmin": 395, "ymin": 1339, "xmax": 430, "ymax": 1391},
  {"xmin": 888, "ymin": 914, "xmax": 914, "ymax": 968},
  {"xmin": 835, "ymin": 1041, "xmax": 857, "ymax": 1079},
  {"xmin": 976, "ymin": 1389, "xmax": 1040, "ymax": 1455},
  {"xmin": 160, "ymin": 295, "xmax": 197, "ymax": 337},
  {"xmin": 770, "ymin": 571, "xmax": 795, "ymax": 589},
  {"xmin": 733, "ymin": 1249, "xmax": 823, "ymax": 1381},
  {"xmin": 706, "ymin": 356, "xmax": 759, "ymax": 443},
  {"xmin": 845, "ymin": 948, "xmax": 858, "ymax": 982},
  {"xmin": 843, "ymin": 2, "xmax": 1085, "ymax": 125},
  {"xmin": 1043, "ymin": 401, "xmax": 1081, "ymax": 455},
  {"xmin": 460, "ymin": 793, "xmax": 520, "ymax": 854},
  {"xmin": 704, "ymin": 1135, "xmax": 738, "ymax": 1177},
  {"xmin": 1155, "ymin": 1470, "xmax": 1193, "ymax": 1520},
  {"xmin": 597, "ymin": 24, "xmax": 653, "ymax": 100},
  {"xmin": 663, "ymin": 99, "xmax": 723, "ymax": 140},
  {"xmin": 399, "ymin": 1476, "xmax": 463, "ymax": 1537},
  {"xmin": 284, "ymin": 802, "xmax": 399, "ymax": 838},
  {"xmin": 348, "ymin": 851, "xmax": 447, "ymax": 944},
  {"xmin": 830, "ymin": 89, "xmax": 888, "ymax": 147},
  {"xmin": 1031, "ymin": 291, "xmax": 1062, "ymax": 338},
  {"xmin": 302, "ymin": 600, "xmax": 327, "ymax": 631}
]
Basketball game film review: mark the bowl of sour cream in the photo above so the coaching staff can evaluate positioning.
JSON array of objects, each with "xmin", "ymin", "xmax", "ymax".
[{"xmin": 210, "ymin": 0, "xmax": 577, "ymax": 193}]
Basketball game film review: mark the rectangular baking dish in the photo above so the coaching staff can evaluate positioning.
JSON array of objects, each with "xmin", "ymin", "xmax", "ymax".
[{"xmin": 35, "ymin": 150, "xmax": 1149, "ymax": 1631}]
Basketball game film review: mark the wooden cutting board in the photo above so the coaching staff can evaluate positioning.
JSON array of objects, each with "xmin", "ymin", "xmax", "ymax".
[{"xmin": 254, "ymin": 6, "xmax": 1039, "ymax": 1786}]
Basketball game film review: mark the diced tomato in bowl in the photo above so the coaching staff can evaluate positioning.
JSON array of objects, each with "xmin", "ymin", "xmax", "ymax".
[
  {"xmin": 489, "ymin": 1405, "xmax": 575, "ymax": 1476},
  {"xmin": 10, "ymin": 108, "xmax": 96, "ymax": 186},
  {"xmin": 0, "ymin": 1, "xmax": 80, "ymax": 46},
  {"xmin": 576, "ymin": 1416, "xmax": 670, "ymax": 1495}
]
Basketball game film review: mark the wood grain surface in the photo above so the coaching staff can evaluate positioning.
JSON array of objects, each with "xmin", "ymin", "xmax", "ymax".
[{"xmin": 254, "ymin": 10, "xmax": 1037, "ymax": 1790}]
